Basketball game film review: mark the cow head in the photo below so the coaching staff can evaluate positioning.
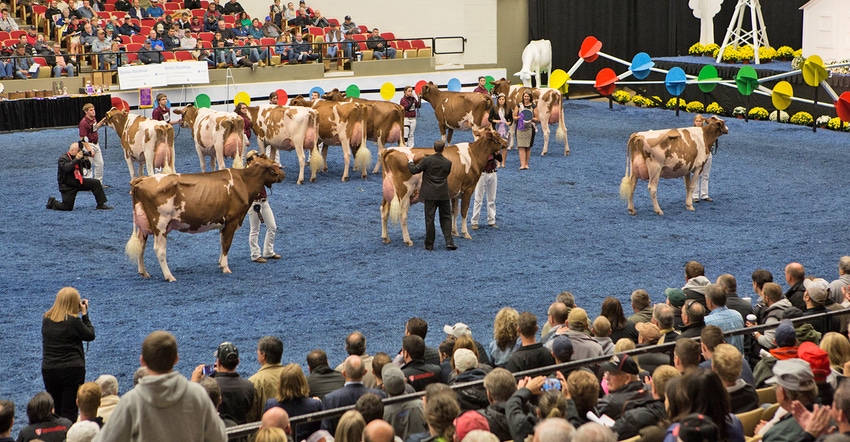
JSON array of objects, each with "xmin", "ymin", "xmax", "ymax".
[
  {"xmin": 289, "ymin": 96, "xmax": 310, "ymax": 107},
  {"xmin": 474, "ymin": 127, "xmax": 509, "ymax": 153},
  {"xmin": 172, "ymin": 105, "xmax": 198, "ymax": 128},
  {"xmin": 706, "ymin": 116, "xmax": 728, "ymax": 135},
  {"xmin": 103, "ymin": 107, "xmax": 127, "ymax": 127},
  {"xmin": 247, "ymin": 154, "xmax": 285, "ymax": 188},
  {"xmin": 420, "ymin": 82, "xmax": 439, "ymax": 103},
  {"xmin": 322, "ymin": 89, "xmax": 345, "ymax": 101},
  {"xmin": 490, "ymin": 78, "xmax": 510, "ymax": 96}
]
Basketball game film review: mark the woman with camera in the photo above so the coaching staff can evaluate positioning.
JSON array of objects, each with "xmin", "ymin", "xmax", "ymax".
[{"xmin": 41, "ymin": 287, "xmax": 96, "ymax": 422}]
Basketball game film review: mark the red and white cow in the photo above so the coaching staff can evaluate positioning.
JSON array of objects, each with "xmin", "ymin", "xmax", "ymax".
[
  {"xmin": 515, "ymin": 39, "xmax": 552, "ymax": 88},
  {"xmin": 322, "ymin": 88, "xmax": 405, "ymax": 174},
  {"xmin": 619, "ymin": 116, "xmax": 728, "ymax": 215},
  {"xmin": 125, "ymin": 156, "xmax": 285, "ymax": 282},
  {"xmin": 102, "ymin": 108, "xmax": 176, "ymax": 178},
  {"xmin": 173, "ymin": 105, "xmax": 245, "ymax": 171},
  {"xmin": 289, "ymin": 96, "xmax": 367, "ymax": 181},
  {"xmin": 245, "ymin": 104, "xmax": 321, "ymax": 184},
  {"xmin": 380, "ymin": 128, "xmax": 508, "ymax": 246},
  {"xmin": 491, "ymin": 78, "xmax": 569, "ymax": 155},
  {"xmin": 420, "ymin": 81, "xmax": 492, "ymax": 143}
]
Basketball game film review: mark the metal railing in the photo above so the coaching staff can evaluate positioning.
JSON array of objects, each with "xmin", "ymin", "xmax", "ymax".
[{"xmin": 225, "ymin": 307, "xmax": 850, "ymax": 440}]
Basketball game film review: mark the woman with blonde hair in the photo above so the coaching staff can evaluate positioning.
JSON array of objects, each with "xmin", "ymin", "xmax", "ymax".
[
  {"xmin": 335, "ymin": 410, "xmax": 366, "ymax": 442},
  {"xmin": 41, "ymin": 286, "xmax": 95, "ymax": 422},
  {"xmin": 488, "ymin": 307, "xmax": 519, "ymax": 367},
  {"xmin": 820, "ymin": 332, "xmax": 850, "ymax": 375},
  {"xmin": 255, "ymin": 427, "xmax": 288, "ymax": 442},
  {"xmin": 264, "ymin": 363, "xmax": 322, "ymax": 441}
]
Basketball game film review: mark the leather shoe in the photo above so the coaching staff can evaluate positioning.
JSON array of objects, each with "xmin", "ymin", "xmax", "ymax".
[
  {"xmin": 265, "ymin": 254, "xmax": 281, "ymax": 260},
  {"xmin": 96, "ymin": 204, "xmax": 113, "ymax": 210},
  {"xmin": 488, "ymin": 223, "xmax": 498, "ymax": 229},
  {"xmin": 253, "ymin": 257, "xmax": 268, "ymax": 263},
  {"xmin": 446, "ymin": 244, "xmax": 458, "ymax": 251},
  {"xmin": 46, "ymin": 196, "xmax": 55, "ymax": 209},
  {"xmin": 470, "ymin": 224, "xmax": 478, "ymax": 230},
  {"xmin": 702, "ymin": 197, "xmax": 713, "ymax": 202},
  {"xmin": 424, "ymin": 245, "xmax": 433, "ymax": 251}
]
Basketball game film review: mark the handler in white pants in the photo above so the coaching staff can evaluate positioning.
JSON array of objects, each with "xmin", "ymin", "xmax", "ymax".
[
  {"xmin": 81, "ymin": 143, "xmax": 105, "ymax": 184},
  {"xmin": 470, "ymin": 153, "xmax": 502, "ymax": 229},
  {"xmin": 246, "ymin": 151, "xmax": 281, "ymax": 263},
  {"xmin": 692, "ymin": 152, "xmax": 712, "ymax": 202},
  {"xmin": 400, "ymin": 86, "xmax": 420, "ymax": 147}
]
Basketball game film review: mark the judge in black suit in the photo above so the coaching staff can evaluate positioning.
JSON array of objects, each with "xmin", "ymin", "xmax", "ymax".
[
  {"xmin": 321, "ymin": 356, "xmax": 385, "ymax": 435},
  {"xmin": 407, "ymin": 140, "xmax": 457, "ymax": 251}
]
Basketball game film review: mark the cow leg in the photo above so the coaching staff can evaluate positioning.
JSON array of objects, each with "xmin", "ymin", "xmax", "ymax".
[
  {"xmin": 196, "ymin": 142, "xmax": 207, "ymax": 172},
  {"xmin": 627, "ymin": 174, "xmax": 638, "ymax": 215},
  {"xmin": 124, "ymin": 153, "xmax": 136, "ymax": 179},
  {"xmin": 460, "ymin": 195, "xmax": 473, "ymax": 239},
  {"xmin": 219, "ymin": 223, "xmax": 238, "ymax": 274},
  {"xmin": 137, "ymin": 161, "xmax": 145, "ymax": 177},
  {"xmin": 372, "ymin": 139, "xmax": 384, "ymax": 174},
  {"xmin": 152, "ymin": 234, "xmax": 176, "ymax": 282},
  {"xmin": 320, "ymin": 143, "xmax": 329, "ymax": 173},
  {"xmin": 340, "ymin": 143, "xmax": 351, "ymax": 182},
  {"xmin": 648, "ymin": 173, "xmax": 664, "ymax": 216},
  {"xmin": 540, "ymin": 122, "xmax": 551, "ymax": 156},
  {"xmin": 508, "ymin": 122, "xmax": 517, "ymax": 150},
  {"xmin": 400, "ymin": 197, "xmax": 413, "ymax": 246},
  {"xmin": 450, "ymin": 198, "xmax": 460, "ymax": 237},
  {"xmin": 294, "ymin": 146, "xmax": 306, "ymax": 185},
  {"xmin": 135, "ymin": 233, "xmax": 150, "ymax": 278},
  {"xmin": 446, "ymin": 128, "xmax": 454, "ymax": 144},
  {"xmin": 381, "ymin": 198, "xmax": 391, "ymax": 244},
  {"xmin": 684, "ymin": 174, "xmax": 696, "ymax": 211}
]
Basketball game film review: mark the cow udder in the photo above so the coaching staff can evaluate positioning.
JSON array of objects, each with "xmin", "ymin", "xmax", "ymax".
[
  {"xmin": 350, "ymin": 121, "xmax": 363, "ymax": 147},
  {"xmin": 224, "ymin": 132, "xmax": 242, "ymax": 158}
]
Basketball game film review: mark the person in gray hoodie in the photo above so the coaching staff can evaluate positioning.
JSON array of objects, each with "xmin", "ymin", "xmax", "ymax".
[
  {"xmin": 748, "ymin": 282, "xmax": 791, "ymax": 350},
  {"xmin": 682, "ymin": 261, "xmax": 711, "ymax": 309},
  {"xmin": 93, "ymin": 331, "xmax": 226, "ymax": 442}
]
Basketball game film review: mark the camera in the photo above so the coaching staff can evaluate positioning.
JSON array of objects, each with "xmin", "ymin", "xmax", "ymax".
[
  {"xmin": 202, "ymin": 364, "xmax": 215, "ymax": 376},
  {"xmin": 79, "ymin": 143, "xmax": 93, "ymax": 157},
  {"xmin": 541, "ymin": 378, "xmax": 561, "ymax": 392}
]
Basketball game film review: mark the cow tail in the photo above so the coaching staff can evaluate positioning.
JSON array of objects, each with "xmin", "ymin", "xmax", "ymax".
[
  {"xmin": 162, "ymin": 126, "xmax": 176, "ymax": 174},
  {"xmin": 619, "ymin": 135, "xmax": 635, "ymax": 200},
  {"xmin": 388, "ymin": 195, "xmax": 402, "ymax": 226},
  {"xmin": 125, "ymin": 181, "xmax": 144, "ymax": 260},
  {"xmin": 233, "ymin": 119, "xmax": 245, "ymax": 169},
  {"xmin": 354, "ymin": 144, "xmax": 372, "ymax": 173},
  {"xmin": 308, "ymin": 110, "xmax": 324, "ymax": 175},
  {"xmin": 555, "ymin": 96, "xmax": 566, "ymax": 143}
]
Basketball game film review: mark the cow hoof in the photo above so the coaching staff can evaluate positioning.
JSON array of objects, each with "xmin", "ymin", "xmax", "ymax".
[
  {"xmin": 540, "ymin": 152, "xmax": 547, "ymax": 157},
  {"xmin": 341, "ymin": 176, "xmax": 349, "ymax": 182},
  {"xmin": 382, "ymin": 237, "xmax": 390, "ymax": 244},
  {"xmin": 655, "ymin": 210, "xmax": 665, "ymax": 216},
  {"xmin": 140, "ymin": 272, "xmax": 150, "ymax": 278},
  {"xmin": 686, "ymin": 206, "xmax": 694, "ymax": 211},
  {"xmin": 296, "ymin": 180, "xmax": 303, "ymax": 185},
  {"xmin": 564, "ymin": 150, "xmax": 570, "ymax": 156},
  {"xmin": 361, "ymin": 175, "xmax": 368, "ymax": 180},
  {"xmin": 165, "ymin": 276, "xmax": 176, "ymax": 282},
  {"xmin": 322, "ymin": 168, "xmax": 328, "ymax": 173},
  {"xmin": 628, "ymin": 209, "xmax": 637, "ymax": 216}
]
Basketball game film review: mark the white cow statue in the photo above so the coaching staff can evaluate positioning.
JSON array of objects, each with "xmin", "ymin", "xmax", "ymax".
[{"xmin": 515, "ymin": 39, "xmax": 552, "ymax": 88}]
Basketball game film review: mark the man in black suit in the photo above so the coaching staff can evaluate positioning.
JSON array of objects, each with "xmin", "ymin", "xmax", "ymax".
[
  {"xmin": 407, "ymin": 141, "xmax": 457, "ymax": 251},
  {"xmin": 321, "ymin": 356, "xmax": 385, "ymax": 435},
  {"xmin": 47, "ymin": 142, "xmax": 112, "ymax": 211}
]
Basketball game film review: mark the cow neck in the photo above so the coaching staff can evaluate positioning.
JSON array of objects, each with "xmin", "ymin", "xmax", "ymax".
[
  {"xmin": 702, "ymin": 125, "xmax": 723, "ymax": 152},
  {"xmin": 108, "ymin": 112, "xmax": 128, "ymax": 135}
]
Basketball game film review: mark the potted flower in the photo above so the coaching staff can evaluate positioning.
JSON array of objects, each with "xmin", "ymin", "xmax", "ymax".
[
  {"xmin": 706, "ymin": 102, "xmax": 724, "ymax": 116},
  {"xmin": 732, "ymin": 106, "xmax": 746, "ymax": 119},
  {"xmin": 686, "ymin": 101, "xmax": 705, "ymax": 113},
  {"xmin": 748, "ymin": 107, "xmax": 768, "ymax": 120},
  {"xmin": 612, "ymin": 90, "xmax": 631, "ymax": 104},
  {"xmin": 688, "ymin": 42, "xmax": 705, "ymax": 56},
  {"xmin": 790, "ymin": 111, "xmax": 813, "ymax": 126},
  {"xmin": 827, "ymin": 117, "xmax": 849, "ymax": 131},
  {"xmin": 631, "ymin": 95, "xmax": 648, "ymax": 107},
  {"xmin": 665, "ymin": 97, "xmax": 686, "ymax": 110},
  {"xmin": 738, "ymin": 45, "xmax": 754, "ymax": 63},
  {"xmin": 816, "ymin": 115, "xmax": 831, "ymax": 128},
  {"xmin": 648, "ymin": 96, "xmax": 662, "ymax": 108},
  {"xmin": 758, "ymin": 46, "xmax": 776, "ymax": 63},
  {"xmin": 721, "ymin": 47, "xmax": 740, "ymax": 63},
  {"xmin": 703, "ymin": 43, "xmax": 719, "ymax": 57},
  {"xmin": 792, "ymin": 55, "xmax": 806, "ymax": 70},
  {"xmin": 776, "ymin": 46, "xmax": 795, "ymax": 61},
  {"xmin": 769, "ymin": 110, "xmax": 789, "ymax": 123}
]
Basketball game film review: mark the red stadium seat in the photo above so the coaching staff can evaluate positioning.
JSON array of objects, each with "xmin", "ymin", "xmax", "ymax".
[
  {"xmin": 411, "ymin": 39, "xmax": 426, "ymax": 49},
  {"xmin": 0, "ymin": 32, "xmax": 9, "ymax": 41},
  {"xmin": 3, "ymin": 38, "xmax": 19, "ymax": 48},
  {"xmin": 199, "ymin": 31, "xmax": 213, "ymax": 41},
  {"xmin": 161, "ymin": 51, "xmax": 175, "ymax": 61},
  {"xmin": 164, "ymin": 3, "xmax": 179, "ymax": 11},
  {"xmin": 125, "ymin": 51, "xmax": 138, "ymax": 63},
  {"xmin": 126, "ymin": 42, "xmax": 142, "ymax": 52},
  {"xmin": 396, "ymin": 40, "xmax": 411, "ymax": 50},
  {"xmin": 130, "ymin": 34, "xmax": 146, "ymax": 43},
  {"xmin": 200, "ymin": 0, "xmax": 209, "ymax": 8},
  {"xmin": 358, "ymin": 25, "xmax": 368, "ymax": 34},
  {"xmin": 380, "ymin": 32, "xmax": 395, "ymax": 41},
  {"xmin": 97, "ymin": 11, "xmax": 111, "ymax": 20},
  {"xmin": 103, "ymin": 4, "xmax": 115, "ymax": 11},
  {"xmin": 222, "ymin": 15, "xmax": 235, "ymax": 24},
  {"xmin": 174, "ymin": 50, "xmax": 194, "ymax": 61},
  {"xmin": 10, "ymin": 30, "xmax": 25, "ymax": 39},
  {"xmin": 351, "ymin": 34, "xmax": 365, "ymax": 42},
  {"xmin": 191, "ymin": 9, "xmax": 205, "ymax": 17},
  {"xmin": 140, "ymin": 17, "xmax": 156, "ymax": 27},
  {"xmin": 199, "ymin": 40, "xmax": 212, "ymax": 48},
  {"xmin": 327, "ymin": 18, "xmax": 338, "ymax": 27}
]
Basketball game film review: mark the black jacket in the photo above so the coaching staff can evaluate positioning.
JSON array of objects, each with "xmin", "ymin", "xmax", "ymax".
[
  {"xmin": 505, "ymin": 388, "xmax": 539, "ymax": 442},
  {"xmin": 211, "ymin": 371, "xmax": 256, "ymax": 424},
  {"xmin": 597, "ymin": 380, "xmax": 651, "ymax": 420},
  {"xmin": 307, "ymin": 364, "xmax": 345, "ymax": 399},
  {"xmin": 480, "ymin": 402, "xmax": 511, "ymax": 441},
  {"xmin": 611, "ymin": 398, "xmax": 666, "ymax": 440},
  {"xmin": 504, "ymin": 342, "xmax": 555, "ymax": 373},
  {"xmin": 451, "ymin": 368, "xmax": 489, "ymax": 412},
  {"xmin": 401, "ymin": 359, "xmax": 442, "ymax": 392},
  {"xmin": 57, "ymin": 152, "xmax": 90, "ymax": 190},
  {"xmin": 408, "ymin": 152, "xmax": 452, "ymax": 201},
  {"xmin": 786, "ymin": 282, "xmax": 807, "ymax": 311}
]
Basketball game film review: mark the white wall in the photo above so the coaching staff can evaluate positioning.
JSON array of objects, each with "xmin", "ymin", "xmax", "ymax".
[
  {"xmin": 244, "ymin": 0, "xmax": 498, "ymax": 66},
  {"xmin": 801, "ymin": 0, "xmax": 850, "ymax": 61}
]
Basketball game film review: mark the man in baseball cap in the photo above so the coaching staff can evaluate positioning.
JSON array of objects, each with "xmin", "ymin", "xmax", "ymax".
[
  {"xmin": 205, "ymin": 341, "xmax": 256, "ymax": 424},
  {"xmin": 762, "ymin": 358, "xmax": 817, "ymax": 442},
  {"xmin": 598, "ymin": 354, "xmax": 649, "ymax": 420},
  {"xmin": 802, "ymin": 277, "xmax": 841, "ymax": 335}
]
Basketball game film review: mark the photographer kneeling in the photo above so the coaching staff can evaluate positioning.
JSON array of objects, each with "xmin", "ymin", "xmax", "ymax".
[{"xmin": 47, "ymin": 142, "xmax": 112, "ymax": 211}]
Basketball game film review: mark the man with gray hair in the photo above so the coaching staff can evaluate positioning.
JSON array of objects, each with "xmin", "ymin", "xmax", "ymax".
[
  {"xmin": 652, "ymin": 303, "xmax": 679, "ymax": 343},
  {"xmin": 677, "ymin": 300, "xmax": 706, "ymax": 339},
  {"xmin": 573, "ymin": 422, "xmax": 615, "ymax": 442},
  {"xmin": 335, "ymin": 331, "xmax": 376, "ymax": 387},
  {"xmin": 248, "ymin": 336, "xmax": 284, "ymax": 422},
  {"xmin": 94, "ymin": 375, "xmax": 120, "ymax": 423},
  {"xmin": 830, "ymin": 256, "xmax": 850, "ymax": 303},
  {"xmin": 627, "ymin": 289, "xmax": 652, "ymax": 324},
  {"xmin": 532, "ymin": 418, "xmax": 575, "ymax": 442},
  {"xmin": 542, "ymin": 292, "xmax": 575, "ymax": 336},
  {"xmin": 322, "ymin": 355, "xmax": 386, "ymax": 435},
  {"xmin": 704, "ymin": 283, "xmax": 744, "ymax": 353},
  {"xmin": 762, "ymin": 359, "xmax": 818, "ymax": 442}
]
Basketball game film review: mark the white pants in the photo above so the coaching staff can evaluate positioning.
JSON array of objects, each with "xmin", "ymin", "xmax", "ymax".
[
  {"xmin": 248, "ymin": 199, "xmax": 277, "ymax": 260},
  {"xmin": 404, "ymin": 117, "xmax": 416, "ymax": 147},
  {"xmin": 471, "ymin": 171, "xmax": 497, "ymax": 226},
  {"xmin": 82, "ymin": 143, "xmax": 104, "ymax": 183},
  {"xmin": 691, "ymin": 153, "xmax": 712, "ymax": 199}
]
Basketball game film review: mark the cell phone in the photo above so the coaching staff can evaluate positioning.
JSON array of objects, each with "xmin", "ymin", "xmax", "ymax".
[
  {"xmin": 541, "ymin": 378, "xmax": 561, "ymax": 391},
  {"xmin": 202, "ymin": 364, "xmax": 215, "ymax": 376}
]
